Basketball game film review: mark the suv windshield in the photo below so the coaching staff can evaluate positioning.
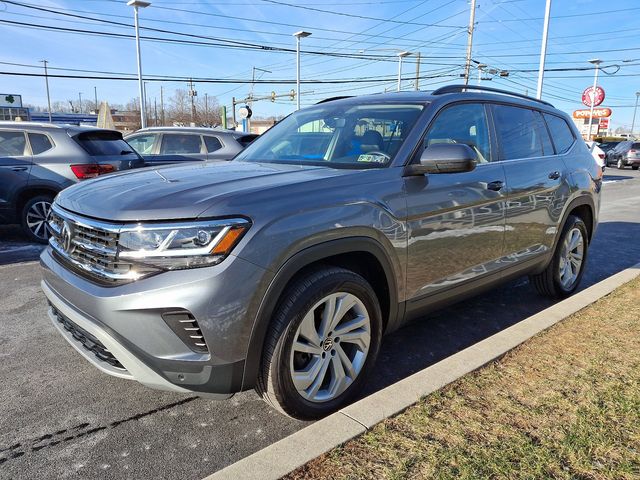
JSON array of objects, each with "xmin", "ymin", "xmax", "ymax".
[
  {"xmin": 235, "ymin": 103, "xmax": 424, "ymax": 168},
  {"xmin": 75, "ymin": 131, "xmax": 137, "ymax": 156}
]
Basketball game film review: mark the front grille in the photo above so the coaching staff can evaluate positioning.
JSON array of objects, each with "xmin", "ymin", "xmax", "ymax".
[
  {"xmin": 48, "ymin": 206, "xmax": 141, "ymax": 285},
  {"xmin": 162, "ymin": 310, "xmax": 209, "ymax": 354},
  {"xmin": 50, "ymin": 304, "xmax": 126, "ymax": 370}
]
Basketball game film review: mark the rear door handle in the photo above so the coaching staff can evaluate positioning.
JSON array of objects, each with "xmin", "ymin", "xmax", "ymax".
[
  {"xmin": 487, "ymin": 180, "xmax": 504, "ymax": 191},
  {"xmin": 548, "ymin": 171, "xmax": 561, "ymax": 180},
  {"xmin": 11, "ymin": 166, "xmax": 28, "ymax": 171}
]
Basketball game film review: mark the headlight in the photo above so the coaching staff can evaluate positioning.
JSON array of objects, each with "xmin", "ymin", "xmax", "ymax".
[{"xmin": 118, "ymin": 218, "xmax": 250, "ymax": 270}]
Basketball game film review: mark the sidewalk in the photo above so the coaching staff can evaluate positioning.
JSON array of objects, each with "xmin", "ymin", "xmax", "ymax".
[{"xmin": 287, "ymin": 277, "xmax": 640, "ymax": 480}]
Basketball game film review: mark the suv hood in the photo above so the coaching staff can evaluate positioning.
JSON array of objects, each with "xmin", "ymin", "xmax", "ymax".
[{"xmin": 55, "ymin": 161, "xmax": 350, "ymax": 221}]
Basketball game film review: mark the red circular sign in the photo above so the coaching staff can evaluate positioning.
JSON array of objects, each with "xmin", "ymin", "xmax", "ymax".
[{"xmin": 582, "ymin": 86, "xmax": 605, "ymax": 107}]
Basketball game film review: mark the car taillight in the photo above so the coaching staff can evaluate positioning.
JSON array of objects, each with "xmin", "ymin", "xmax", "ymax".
[
  {"xmin": 598, "ymin": 153, "xmax": 605, "ymax": 159},
  {"xmin": 630, "ymin": 149, "xmax": 637, "ymax": 154},
  {"xmin": 70, "ymin": 164, "xmax": 115, "ymax": 179}
]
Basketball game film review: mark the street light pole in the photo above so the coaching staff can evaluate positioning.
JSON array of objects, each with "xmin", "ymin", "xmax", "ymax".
[
  {"xmin": 41, "ymin": 60, "xmax": 52, "ymax": 122},
  {"xmin": 631, "ymin": 92, "xmax": 640, "ymax": 138},
  {"xmin": 536, "ymin": 0, "xmax": 552, "ymax": 99},
  {"xmin": 587, "ymin": 58, "xmax": 602, "ymax": 141},
  {"xmin": 397, "ymin": 51, "xmax": 410, "ymax": 92},
  {"xmin": 128, "ymin": 0, "xmax": 151, "ymax": 129},
  {"xmin": 293, "ymin": 31, "xmax": 311, "ymax": 111}
]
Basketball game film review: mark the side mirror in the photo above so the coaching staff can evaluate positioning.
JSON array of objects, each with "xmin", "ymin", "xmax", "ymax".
[{"xmin": 403, "ymin": 143, "xmax": 478, "ymax": 176}]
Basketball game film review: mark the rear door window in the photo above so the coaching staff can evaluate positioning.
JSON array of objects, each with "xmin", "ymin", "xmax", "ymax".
[
  {"xmin": 160, "ymin": 134, "xmax": 203, "ymax": 155},
  {"xmin": 75, "ymin": 131, "xmax": 136, "ymax": 156},
  {"xmin": 28, "ymin": 133, "xmax": 54, "ymax": 155},
  {"xmin": 423, "ymin": 102, "xmax": 492, "ymax": 163},
  {"xmin": 542, "ymin": 113, "xmax": 575, "ymax": 154},
  {"xmin": 203, "ymin": 136, "xmax": 222, "ymax": 153},
  {"xmin": 0, "ymin": 131, "xmax": 27, "ymax": 156},
  {"xmin": 492, "ymin": 105, "xmax": 543, "ymax": 160},
  {"xmin": 534, "ymin": 112, "xmax": 554, "ymax": 155}
]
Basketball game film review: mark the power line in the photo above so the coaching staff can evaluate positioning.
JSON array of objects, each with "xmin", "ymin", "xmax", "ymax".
[{"xmin": 259, "ymin": 0, "xmax": 462, "ymax": 28}]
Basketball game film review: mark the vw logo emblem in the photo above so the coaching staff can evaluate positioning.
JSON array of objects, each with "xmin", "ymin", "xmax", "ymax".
[{"xmin": 61, "ymin": 221, "xmax": 74, "ymax": 254}]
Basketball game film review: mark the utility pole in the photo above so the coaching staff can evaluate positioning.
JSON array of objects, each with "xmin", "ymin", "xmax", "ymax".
[
  {"xmin": 536, "ymin": 0, "xmax": 552, "ymax": 99},
  {"xmin": 188, "ymin": 78, "xmax": 196, "ymax": 125},
  {"xmin": 631, "ymin": 92, "xmax": 640, "ymax": 137},
  {"xmin": 415, "ymin": 52, "xmax": 421, "ymax": 90},
  {"xmin": 232, "ymin": 97, "xmax": 237, "ymax": 129},
  {"xmin": 463, "ymin": 0, "xmax": 477, "ymax": 85},
  {"xmin": 94, "ymin": 86, "xmax": 98, "ymax": 113},
  {"xmin": 41, "ymin": 60, "xmax": 52, "ymax": 122},
  {"xmin": 204, "ymin": 93, "xmax": 209, "ymax": 126},
  {"xmin": 78, "ymin": 92, "xmax": 83, "ymax": 113},
  {"xmin": 160, "ymin": 85, "xmax": 164, "ymax": 126},
  {"xmin": 144, "ymin": 81, "xmax": 149, "ymax": 127}
]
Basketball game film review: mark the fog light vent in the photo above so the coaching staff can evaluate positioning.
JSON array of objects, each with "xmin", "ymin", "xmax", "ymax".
[{"xmin": 162, "ymin": 310, "xmax": 209, "ymax": 354}]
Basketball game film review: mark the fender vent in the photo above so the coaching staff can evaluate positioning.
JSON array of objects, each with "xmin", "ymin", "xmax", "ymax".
[{"xmin": 162, "ymin": 310, "xmax": 209, "ymax": 354}]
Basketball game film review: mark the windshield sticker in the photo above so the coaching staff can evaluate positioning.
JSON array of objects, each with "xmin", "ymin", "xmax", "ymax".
[{"xmin": 357, "ymin": 154, "xmax": 388, "ymax": 164}]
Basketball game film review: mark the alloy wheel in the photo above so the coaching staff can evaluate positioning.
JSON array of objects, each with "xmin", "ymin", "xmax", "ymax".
[
  {"xmin": 25, "ymin": 201, "xmax": 52, "ymax": 241},
  {"xmin": 289, "ymin": 292, "xmax": 371, "ymax": 403},
  {"xmin": 558, "ymin": 227, "xmax": 584, "ymax": 290}
]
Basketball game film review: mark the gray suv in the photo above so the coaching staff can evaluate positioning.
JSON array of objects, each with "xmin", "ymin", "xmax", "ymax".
[
  {"xmin": 0, "ymin": 122, "xmax": 144, "ymax": 242},
  {"xmin": 125, "ymin": 127, "xmax": 258, "ymax": 166},
  {"xmin": 40, "ymin": 86, "xmax": 601, "ymax": 419}
]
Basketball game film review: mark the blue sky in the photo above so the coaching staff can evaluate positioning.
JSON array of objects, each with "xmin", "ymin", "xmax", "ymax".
[{"xmin": 2, "ymin": 0, "xmax": 639, "ymax": 129}]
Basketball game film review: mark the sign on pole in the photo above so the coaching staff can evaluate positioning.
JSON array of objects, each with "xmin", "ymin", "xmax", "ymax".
[{"xmin": 581, "ymin": 86, "xmax": 605, "ymax": 107}]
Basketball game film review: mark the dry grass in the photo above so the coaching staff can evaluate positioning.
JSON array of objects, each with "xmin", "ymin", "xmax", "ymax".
[{"xmin": 286, "ymin": 277, "xmax": 640, "ymax": 480}]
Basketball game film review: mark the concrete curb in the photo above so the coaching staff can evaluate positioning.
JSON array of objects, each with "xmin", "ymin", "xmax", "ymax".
[{"xmin": 206, "ymin": 263, "xmax": 640, "ymax": 480}]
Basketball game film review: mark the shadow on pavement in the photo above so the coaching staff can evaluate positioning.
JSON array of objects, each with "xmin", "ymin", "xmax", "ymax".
[{"xmin": 363, "ymin": 221, "xmax": 640, "ymax": 395}]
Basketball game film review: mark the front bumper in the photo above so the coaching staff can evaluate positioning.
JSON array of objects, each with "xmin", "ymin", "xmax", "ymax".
[{"xmin": 40, "ymin": 246, "xmax": 270, "ymax": 396}]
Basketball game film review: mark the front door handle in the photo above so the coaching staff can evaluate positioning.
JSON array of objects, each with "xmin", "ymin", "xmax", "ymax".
[
  {"xmin": 487, "ymin": 180, "xmax": 504, "ymax": 191},
  {"xmin": 11, "ymin": 166, "xmax": 28, "ymax": 172},
  {"xmin": 548, "ymin": 171, "xmax": 561, "ymax": 180}
]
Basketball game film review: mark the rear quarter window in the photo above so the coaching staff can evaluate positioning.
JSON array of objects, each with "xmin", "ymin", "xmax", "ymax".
[
  {"xmin": 29, "ymin": 133, "xmax": 54, "ymax": 155},
  {"xmin": 543, "ymin": 113, "xmax": 575, "ymax": 154}
]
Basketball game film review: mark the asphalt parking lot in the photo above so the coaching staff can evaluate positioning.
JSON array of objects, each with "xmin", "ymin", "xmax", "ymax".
[{"xmin": 1, "ymin": 169, "xmax": 639, "ymax": 480}]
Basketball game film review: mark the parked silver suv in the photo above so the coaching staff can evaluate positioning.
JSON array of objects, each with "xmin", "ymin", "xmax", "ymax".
[
  {"xmin": 41, "ymin": 86, "xmax": 601, "ymax": 419},
  {"xmin": 0, "ymin": 122, "xmax": 144, "ymax": 242},
  {"xmin": 125, "ymin": 127, "xmax": 258, "ymax": 166}
]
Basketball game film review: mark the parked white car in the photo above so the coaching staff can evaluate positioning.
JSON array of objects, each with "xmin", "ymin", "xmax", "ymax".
[{"xmin": 585, "ymin": 141, "xmax": 605, "ymax": 170}]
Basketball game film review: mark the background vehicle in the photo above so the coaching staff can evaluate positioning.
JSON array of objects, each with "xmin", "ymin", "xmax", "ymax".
[
  {"xmin": 585, "ymin": 141, "xmax": 605, "ymax": 170},
  {"xmin": 41, "ymin": 86, "xmax": 600, "ymax": 419},
  {"xmin": 0, "ymin": 122, "xmax": 144, "ymax": 242},
  {"xmin": 597, "ymin": 140, "xmax": 619, "ymax": 155},
  {"xmin": 125, "ymin": 127, "xmax": 258, "ymax": 166},
  {"xmin": 605, "ymin": 140, "xmax": 640, "ymax": 169}
]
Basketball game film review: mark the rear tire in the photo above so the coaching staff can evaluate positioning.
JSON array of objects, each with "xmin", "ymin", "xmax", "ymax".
[
  {"xmin": 256, "ymin": 266, "xmax": 382, "ymax": 419},
  {"xmin": 632, "ymin": 165, "xmax": 639, "ymax": 171},
  {"xmin": 530, "ymin": 215, "xmax": 589, "ymax": 299},
  {"xmin": 21, "ymin": 195, "xmax": 54, "ymax": 244}
]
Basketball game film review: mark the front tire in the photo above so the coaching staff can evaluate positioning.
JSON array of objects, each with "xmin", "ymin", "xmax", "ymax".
[
  {"xmin": 21, "ymin": 195, "xmax": 54, "ymax": 243},
  {"xmin": 530, "ymin": 215, "xmax": 589, "ymax": 299},
  {"xmin": 256, "ymin": 267, "xmax": 382, "ymax": 419}
]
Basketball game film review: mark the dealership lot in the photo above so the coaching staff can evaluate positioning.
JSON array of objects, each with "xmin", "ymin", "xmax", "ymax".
[{"xmin": 1, "ymin": 169, "xmax": 639, "ymax": 480}]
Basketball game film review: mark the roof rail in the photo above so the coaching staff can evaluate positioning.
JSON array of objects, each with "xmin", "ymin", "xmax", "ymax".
[
  {"xmin": 315, "ymin": 96, "xmax": 353, "ymax": 104},
  {"xmin": 431, "ymin": 84, "xmax": 554, "ymax": 107}
]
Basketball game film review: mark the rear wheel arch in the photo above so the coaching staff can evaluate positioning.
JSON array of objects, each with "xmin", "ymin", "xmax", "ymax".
[
  {"xmin": 15, "ymin": 186, "xmax": 59, "ymax": 215},
  {"xmin": 241, "ymin": 237, "xmax": 400, "ymax": 391}
]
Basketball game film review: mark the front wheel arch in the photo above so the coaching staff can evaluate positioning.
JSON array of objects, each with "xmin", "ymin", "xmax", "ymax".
[{"xmin": 241, "ymin": 237, "xmax": 399, "ymax": 391}]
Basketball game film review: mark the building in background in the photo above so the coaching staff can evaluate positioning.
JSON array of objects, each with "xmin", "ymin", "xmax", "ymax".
[{"xmin": 0, "ymin": 93, "xmax": 30, "ymax": 121}]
